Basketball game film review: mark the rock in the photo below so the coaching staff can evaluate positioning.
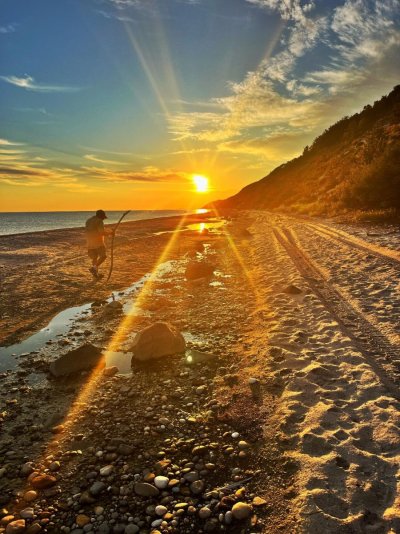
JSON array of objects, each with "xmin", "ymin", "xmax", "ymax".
[
  {"xmin": 49, "ymin": 344, "xmax": 102, "ymax": 377},
  {"xmin": 231, "ymin": 502, "xmax": 252, "ymax": 520},
  {"xmin": 103, "ymin": 366, "xmax": 119, "ymax": 377},
  {"xmin": 124, "ymin": 526, "xmax": 139, "ymax": 534},
  {"xmin": 26, "ymin": 524, "xmax": 42, "ymax": 534},
  {"xmin": 31, "ymin": 473, "xmax": 57, "ymax": 490},
  {"xmin": 238, "ymin": 441, "xmax": 250, "ymax": 450},
  {"xmin": 20, "ymin": 508, "xmax": 34, "ymax": 519},
  {"xmin": 49, "ymin": 461, "xmax": 60, "ymax": 472},
  {"xmin": 224, "ymin": 511, "xmax": 233, "ymax": 525},
  {"xmin": 154, "ymin": 476, "xmax": 169, "ymax": 489},
  {"xmin": 199, "ymin": 507, "xmax": 212, "ymax": 519},
  {"xmin": 80, "ymin": 491, "xmax": 96, "ymax": 504},
  {"xmin": 190, "ymin": 480, "xmax": 205, "ymax": 495},
  {"xmin": 284, "ymin": 284, "xmax": 302, "ymax": 294},
  {"xmin": 134, "ymin": 483, "xmax": 160, "ymax": 497},
  {"xmin": 117, "ymin": 444, "xmax": 133, "ymax": 456},
  {"xmin": 253, "ymin": 496, "xmax": 267, "ymax": 507},
  {"xmin": 155, "ymin": 505, "xmax": 167, "ymax": 516},
  {"xmin": 89, "ymin": 481, "xmax": 106, "ymax": 496},
  {"xmin": 99, "ymin": 465, "xmax": 114, "ymax": 477},
  {"xmin": 20, "ymin": 462, "xmax": 34, "ymax": 477},
  {"xmin": 5, "ymin": 520, "xmax": 26, "ymax": 534},
  {"xmin": 23, "ymin": 491, "xmax": 38, "ymax": 502},
  {"xmin": 130, "ymin": 323, "xmax": 186, "ymax": 362},
  {"xmin": 76, "ymin": 515, "xmax": 90, "ymax": 527},
  {"xmin": 185, "ymin": 261, "xmax": 215, "ymax": 281}
]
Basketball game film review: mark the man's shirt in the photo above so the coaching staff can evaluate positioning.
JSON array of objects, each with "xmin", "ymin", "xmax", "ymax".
[{"xmin": 85, "ymin": 215, "xmax": 105, "ymax": 249}]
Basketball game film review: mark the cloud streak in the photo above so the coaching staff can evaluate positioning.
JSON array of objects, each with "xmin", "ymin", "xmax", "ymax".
[{"xmin": 0, "ymin": 75, "xmax": 81, "ymax": 93}]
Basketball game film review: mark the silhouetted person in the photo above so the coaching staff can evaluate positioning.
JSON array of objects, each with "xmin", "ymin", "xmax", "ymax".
[{"xmin": 85, "ymin": 209, "xmax": 107, "ymax": 279}]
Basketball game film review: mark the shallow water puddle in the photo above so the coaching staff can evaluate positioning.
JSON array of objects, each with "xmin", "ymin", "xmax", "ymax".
[
  {"xmin": 0, "ymin": 260, "xmax": 178, "ymax": 374},
  {"xmin": 185, "ymin": 349, "xmax": 218, "ymax": 365},
  {"xmin": 187, "ymin": 220, "xmax": 226, "ymax": 233},
  {"xmin": 104, "ymin": 351, "xmax": 133, "ymax": 374},
  {"xmin": 0, "ymin": 303, "xmax": 92, "ymax": 372}
]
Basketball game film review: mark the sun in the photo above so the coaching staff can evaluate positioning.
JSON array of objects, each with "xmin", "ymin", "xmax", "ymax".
[{"xmin": 192, "ymin": 174, "xmax": 209, "ymax": 193}]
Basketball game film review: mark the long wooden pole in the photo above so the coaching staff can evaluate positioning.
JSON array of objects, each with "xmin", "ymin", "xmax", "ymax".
[{"xmin": 106, "ymin": 210, "xmax": 130, "ymax": 283}]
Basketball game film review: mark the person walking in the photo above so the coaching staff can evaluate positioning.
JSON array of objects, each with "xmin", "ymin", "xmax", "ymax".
[{"xmin": 85, "ymin": 209, "xmax": 108, "ymax": 279}]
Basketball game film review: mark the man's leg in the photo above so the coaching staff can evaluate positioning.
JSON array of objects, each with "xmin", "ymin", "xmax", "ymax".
[
  {"xmin": 88, "ymin": 249, "xmax": 99, "ymax": 277},
  {"xmin": 95, "ymin": 246, "xmax": 107, "ymax": 268}
]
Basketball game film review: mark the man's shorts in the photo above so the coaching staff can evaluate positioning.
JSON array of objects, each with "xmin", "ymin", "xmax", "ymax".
[{"xmin": 88, "ymin": 245, "xmax": 106, "ymax": 260}]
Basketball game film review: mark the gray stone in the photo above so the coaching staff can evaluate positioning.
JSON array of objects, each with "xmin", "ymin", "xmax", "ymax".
[
  {"xmin": 130, "ymin": 323, "xmax": 185, "ymax": 362},
  {"xmin": 134, "ymin": 483, "xmax": 160, "ymax": 497},
  {"xmin": 50, "ymin": 344, "xmax": 102, "ymax": 377},
  {"xmin": 89, "ymin": 481, "xmax": 106, "ymax": 496}
]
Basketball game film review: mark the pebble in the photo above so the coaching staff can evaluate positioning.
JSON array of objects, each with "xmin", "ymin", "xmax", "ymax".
[
  {"xmin": 154, "ymin": 476, "xmax": 169, "ymax": 489},
  {"xmin": 99, "ymin": 465, "xmax": 114, "ymax": 476},
  {"xmin": 31, "ymin": 474, "xmax": 57, "ymax": 489},
  {"xmin": 5, "ymin": 520, "xmax": 26, "ymax": 534},
  {"xmin": 23, "ymin": 490, "xmax": 38, "ymax": 502},
  {"xmin": 231, "ymin": 502, "xmax": 252, "ymax": 520},
  {"xmin": 90, "ymin": 481, "xmax": 106, "ymax": 496},
  {"xmin": 198, "ymin": 507, "xmax": 212, "ymax": 519},
  {"xmin": 134, "ymin": 483, "xmax": 160, "ymax": 497},
  {"xmin": 155, "ymin": 505, "xmax": 168, "ymax": 516},
  {"xmin": 76, "ymin": 515, "xmax": 90, "ymax": 527},
  {"xmin": 20, "ymin": 508, "xmax": 34, "ymax": 519}
]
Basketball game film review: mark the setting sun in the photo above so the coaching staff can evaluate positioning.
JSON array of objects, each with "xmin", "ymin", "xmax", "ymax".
[{"xmin": 192, "ymin": 174, "xmax": 209, "ymax": 193}]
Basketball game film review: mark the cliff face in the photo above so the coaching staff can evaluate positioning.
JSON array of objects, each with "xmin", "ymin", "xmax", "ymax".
[{"xmin": 211, "ymin": 85, "xmax": 400, "ymax": 217}]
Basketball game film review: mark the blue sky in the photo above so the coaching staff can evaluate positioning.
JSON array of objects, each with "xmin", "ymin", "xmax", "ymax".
[{"xmin": 0, "ymin": 0, "xmax": 399, "ymax": 210}]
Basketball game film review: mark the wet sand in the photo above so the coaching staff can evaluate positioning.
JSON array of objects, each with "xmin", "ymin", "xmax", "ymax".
[{"xmin": 0, "ymin": 211, "xmax": 400, "ymax": 533}]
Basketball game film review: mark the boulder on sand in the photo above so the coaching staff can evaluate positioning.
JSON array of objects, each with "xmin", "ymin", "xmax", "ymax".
[
  {"xmin": 185, "ymin": 261, "xmax": 215, "ymax": 281},
  {"xmin": 49, "ymin": 343, "xmax": 102, "ymax": 377},
  {"xmin": 131, "ymin": 322, "xmax": 186, "ymax": 362}
]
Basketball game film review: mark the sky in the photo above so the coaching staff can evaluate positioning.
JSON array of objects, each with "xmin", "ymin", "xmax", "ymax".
[{"xmin": 0, "ymin": 0, "xmax": 399, "ymax": 211}]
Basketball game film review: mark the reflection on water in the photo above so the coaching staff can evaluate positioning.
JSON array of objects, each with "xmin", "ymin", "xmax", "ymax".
[
  {"xmin": 104, "ymin": 351, "xmax": 132, "ymax": 374},
  {"xmin": 195, "ymin": 208, "xmax": 209, "ymax": 215},
  {"xmin": 187, "ymin": 220, "xmax": 225, "ymax": 233},
  {"xmin": 185, "ymin": 349, "xmax": 218, "ymax": 365}
]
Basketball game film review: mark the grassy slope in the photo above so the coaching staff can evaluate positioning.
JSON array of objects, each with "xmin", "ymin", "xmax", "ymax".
[{"xmin": 212, "ymin": 86, "xmax": 400, "ymax": 221}]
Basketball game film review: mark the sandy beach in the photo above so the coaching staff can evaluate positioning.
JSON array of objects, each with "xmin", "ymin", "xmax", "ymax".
[{"xmin": 1, "ymin": 211, "xmax": 400, "ymax": 534}]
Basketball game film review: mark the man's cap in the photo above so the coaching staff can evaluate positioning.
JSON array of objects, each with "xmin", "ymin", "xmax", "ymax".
[{"xmin": 96, "ymin": 209, "xmax": 107, "ymax": 219}]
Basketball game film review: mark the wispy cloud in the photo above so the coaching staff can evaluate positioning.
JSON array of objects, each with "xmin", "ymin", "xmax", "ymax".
[
  {"xmin": 0, "ymin": 75, "xmax": 81, "ymax": 93},
  {"xmin": 84, "ymin": 154, "xmax": 126, "ymax": 165},
  {"xmin": 168, "ymin": 0, "xmax": 400, "ymax": 165},
  {"xmin": 96, "ymin": 9, "xmax": 135, "ymax": 22},
  {"xmin": 0, "ymin": 23, "xmax": 17, "ymax": 34},
  {"xmin": 0, "ymin": 138, "xmax": 25, "ymax": 146},
  {"xmin": 82, "ymin": 165, "xmax": 190, "ymax": 183}
]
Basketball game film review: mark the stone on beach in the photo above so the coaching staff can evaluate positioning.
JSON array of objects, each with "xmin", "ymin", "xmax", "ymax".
[
  {"xmin": 130, "ymin": 322, "xmax": 186, "ymax": 362},
  {"xmin": 49, "ymin": 343, "xmax": 102, "ymax": 377},
  {"xmin": 185, "ymin": 261, "xmax": 215, "ymax": 281}
]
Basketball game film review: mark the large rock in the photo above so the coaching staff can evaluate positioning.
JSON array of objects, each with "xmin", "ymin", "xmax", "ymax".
[
  {"xmin": 185, "ymin": 261, "xmax": 215, "ymax": 281},
  {"xmin": 130, "ymin": 323, "xmax": 186, "ymax": 362},
  {"xmin": 49, "ymin": 343, "xmax": 102, "ymax": 377}
]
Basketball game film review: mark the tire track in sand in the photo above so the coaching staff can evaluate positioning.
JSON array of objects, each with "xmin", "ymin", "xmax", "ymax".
[
  {"xmin": 273, "ymin": 226, "xmax": 400, "ymax": 401},
  {"xmin": 303, "ymin": 221, "xmax": 400, "ymax": 273}
]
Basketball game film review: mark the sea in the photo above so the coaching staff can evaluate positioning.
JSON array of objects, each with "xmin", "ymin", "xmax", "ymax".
[{"xmin": 0, "ymin": 210, "xmax": 187, "ymax": 236}]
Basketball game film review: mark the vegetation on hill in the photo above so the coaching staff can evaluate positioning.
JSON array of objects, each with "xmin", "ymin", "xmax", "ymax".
[{"xmin": 211, "ymin": 85, "xmax": 400, "ymax": 220}]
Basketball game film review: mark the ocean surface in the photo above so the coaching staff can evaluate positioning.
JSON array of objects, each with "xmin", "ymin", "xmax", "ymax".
[{"xmin": 0, "ymin": 210, "xmax": 187, "ymax": 236}]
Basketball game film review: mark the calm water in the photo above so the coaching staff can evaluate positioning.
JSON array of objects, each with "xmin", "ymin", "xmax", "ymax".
[{"xmin": 0, "ymin": 210, "xmax": 186, "ymax": 236}]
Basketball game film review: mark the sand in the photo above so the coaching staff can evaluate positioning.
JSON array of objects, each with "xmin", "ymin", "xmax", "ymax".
[{"xmin": 0, "ymin": 210, "xmax": 399, "ymax": 533}]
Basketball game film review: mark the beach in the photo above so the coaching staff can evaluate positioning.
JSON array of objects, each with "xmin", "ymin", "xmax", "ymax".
[{"xmin": 1, "ymin": 211, "xmax": 400, "ymax": 533}]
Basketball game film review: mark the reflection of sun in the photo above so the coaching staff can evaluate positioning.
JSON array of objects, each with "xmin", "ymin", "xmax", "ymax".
[{"xmin": 192, "ymin": 174, "xmax": 209, "ymax": 193}]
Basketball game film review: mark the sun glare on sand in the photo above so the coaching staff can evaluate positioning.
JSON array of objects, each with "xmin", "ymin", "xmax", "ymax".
[{"xmin": 192, "ymin": 174, "xmax": 209, "ymax": 193}]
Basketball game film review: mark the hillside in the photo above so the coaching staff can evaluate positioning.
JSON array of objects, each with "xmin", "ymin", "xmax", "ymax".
[{"xmin": 210, "ymin": 85, "xmax": 400, "ymax": 220}]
